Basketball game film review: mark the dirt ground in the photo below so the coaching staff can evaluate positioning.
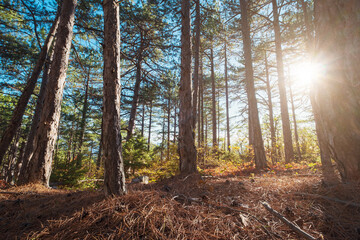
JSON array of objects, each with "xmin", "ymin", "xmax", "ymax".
[{"xmin": 1, "ymin": 168, "xmax": 360, "ymax": 239}]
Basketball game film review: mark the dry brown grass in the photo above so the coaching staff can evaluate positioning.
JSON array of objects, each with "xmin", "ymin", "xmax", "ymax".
[{"xmin": 1, "ymin": 168, "xmax": 359, "ymax": 239}]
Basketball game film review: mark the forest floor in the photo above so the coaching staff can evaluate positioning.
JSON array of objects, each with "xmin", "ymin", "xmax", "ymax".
[{"xmin": 1, "ymin": 164, "xmax": 360, "ymax": 240}]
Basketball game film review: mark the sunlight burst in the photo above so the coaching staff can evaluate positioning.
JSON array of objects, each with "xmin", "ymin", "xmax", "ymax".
[{"xmin": 290, "ymin": 60, "xmax": 325, "ymax": 89}]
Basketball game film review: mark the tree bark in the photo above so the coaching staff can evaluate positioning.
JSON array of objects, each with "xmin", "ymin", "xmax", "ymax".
[
  {"xmin": 102, "ymin": 0, "xmax": 126, "ymax": 195},
  {"xmin": 192, "ymin": 0, "xmax": 200, "ymax": 129},
  {"xmin": 314, "ymin": 0, "xmax": 360, "ymax": 181},
  {"xmin": 288, "ymin": 78, "xmax": 302, "ymax": 161},
  {"xmin": 17, "ymin": 51, "xmax": 53, "ymax": 185},
  {"xmin": 210, "ymin": 47, "xmax": 217, "ymax": 149},
  {"xmin": 126, "ymin": 38, "xmax": 143, "ymax": 141},
  {"xmin": 0, "ymin": 11, "xmax": 60, "ymax": 166},
  {"xmin": 148, "ymin": 100, "xmax": 153, "ymax": 150},
  {"xmin": 240, "ymin": 0, "xmax": 267, "ymax": 169},
  {"xmin": 25, "ymin": 0, "xmax": 76, "ymax": 186},
  {"xmin": 179, "ymin": 0, "xmax": 197, "ymax": 174},
  {"xmin": 224, "ymin": 40, "xmax": 231, "ymax": 151},
  {"xmin": 264, "ymin": 51, "xmax": 276, "ymax": 164},
  {"xmin": 271, "ymin": 0, "xmax": 294, "ymax": 163},
  {"xmin": 299, "ymin": 0, "xmax": 335, "ymax": 181}
]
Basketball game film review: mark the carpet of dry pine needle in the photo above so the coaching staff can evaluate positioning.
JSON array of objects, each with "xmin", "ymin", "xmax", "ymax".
[{"xmin": 1, "ymin": 167, "xmax": 360, "ymax": 239}]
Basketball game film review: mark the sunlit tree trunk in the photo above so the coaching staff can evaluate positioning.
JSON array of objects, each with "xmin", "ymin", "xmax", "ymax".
[
  {"xmin": 25, "ymin": 0, "xmax": 76, "ymax": 186},
  {"xmin": 299, "ymin": 0, "xmax": 335, "ymax": 181},
  {"xmin": 288, "ymin": 78, "xmax": 302, "ymax": 161},
  {"xmin": 314, "ymin": 0, "xmax": 360, "ymax": 181},
  {"xmin": 271, "ymin": 0, "xmax": 294, "ymax": 163},
  {"xmin": 224, "ymin": 40, "xmax": 231, "ymax": 151},
  {"xmin": 210, "ymin": 47, "xmax": 217, "ymax": 149},
  {"xmin": 127, "ymin": 36, "xmax": 143, "ymax": 141},
  {"xmin": 192, "ymin": 0, "xmax": 200, "ymax": 129},
  {"xmin": 18, "ymin": 51, "xmax": 53, "ymax": 184},
  {"xmin": 167, "ymin": 97, "xmax": 171, "ymax": 160},
  {"xmin": 102, "ymin": 0, "xmax": 126, "ymax": 195},
  {"xmin": 179, "ymin": 0, "xmax": 197, "ymax": 174},
  {"xmin": 264, "ymin": 51, "xmax": 276, "ymax": 164},
  {"xmin": 240, "ymin": 0, "xmax": 267, "ymax": 169},
  {"xmin": 0, "ymin": 11, "xmax": 60, "ymax": 166}
]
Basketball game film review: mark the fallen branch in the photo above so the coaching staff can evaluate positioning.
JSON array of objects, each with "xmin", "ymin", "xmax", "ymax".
[
  {"xmin": 295, "ymin": 192, "xmax": 360, "ymax": 208},
  {"xmin": 261, "ymin": 201, "xmax": 316, "ymax": 240},
  {"xmin": 77, "ymin": 179, "xmax": 104, "ymax": 183}
]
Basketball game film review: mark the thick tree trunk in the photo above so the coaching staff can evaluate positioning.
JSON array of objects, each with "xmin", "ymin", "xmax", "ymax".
[
  {"xmin": 0, "ymin": 12, "xmax": 60, "ymax": 166},
  {"xmin": 102, "ymin": 0, "xmax": 126, "ymax": 195},
  {"xmin": 25, "ymin": 0, "xmax": 76, "ymax": 186},
  {"xmin": 224, "ymin": 41, "xmax": 231, "ymax": 151},
  {"xmin": 240, "ymin": 0, "xmax": 267, "ymax": 169},
  {"xmin": 17, "ymin": 51, "xmax": 53, "ymax": 185},
  {"xmin": 314, "ymin": 0, "xmax": 360, "ymax": 181},
  {"xmin": 264, "ymin": 52, "xmax": 277, "ymax": 164},
  {"xmin": 210, "ymin": 47, "xmax": 217, "ymax": 149},
  {"xmin": 179, "ymin": 0, "xmax": 197, "ymax": 174},
  {"xmin": 271, "ymin": 0, "xmax": 294, "ymax": 163},
  {"xmin": 299, "ymin": 0, "xmax": 335, "ymax": 181}
]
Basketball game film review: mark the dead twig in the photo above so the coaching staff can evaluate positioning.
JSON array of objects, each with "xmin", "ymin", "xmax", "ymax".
[
  {"xmin": 261, "ymin": 201, "xmax": 316, "ymax": 240},
  {"xmin": 295, "ymin": 192, "xmax": 360, "ymax": 208}
]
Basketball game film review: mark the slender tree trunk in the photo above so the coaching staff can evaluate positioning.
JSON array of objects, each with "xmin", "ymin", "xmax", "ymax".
[
  {"xmin": 288, "ymin": 78, "xmax": 302, "ymax": 161},
  {"xmin": 5, "ymin": 131, "xmax": 20, "ymax": 183},
  {"xmin": 148, "ymin": 100, "xmax": 153, "ymax": 150},
  {"xmin": 173, "ymin": 101, "xmax": 177, "ymax": 143},
  {"xmin": 179, "ymin": 0, "xmax": 197, "ymax": 174},
  {"xmin": 25, "ymin": 0, "xmax": 76, "ymax": 186},
  {"xmin": 161, "ymin": 119, "xmax": 165, "ymax": 161},
  {"xmin": 141, "ymin": 104, "xmax": 145, "ymax": 137},
  {"xmin": 210, "ymin": 47, "xmax": 217, "ymax": 149},
  {"xmin": 76, "ymin": 67, "xmax": 90, "ymax": 167},
  {"xmin": 0, "ymin": 12, "xmax": 60, "ymax": 166},
  {"xmin": 167, "ymin": 97, "xmax": 171, "ymax": 160},
  {"xmin": 314, "ymin": 0, "xmax": 360, "ymax": 181},
  {"xmin": 192, "ymin": 0, "xmax": 200, "ymax": 129},
  {"xmin": 18, "ymin": 51, "xmax": 53, "ymax": 184},
  {"xmin": 271, "ymin": 0, "xmax": 294, "ymax": 163},
  {"xmin": 264, "ymin": 52, "xmax": 276, "ymax": 164},
  {"xmin": 127, "ymin": 37, "xmax": 143, "ymax": 141},
  {"xmin": 102, "ymin": 0, "xmax": 126, "ymax": 195},
  {"xmin": 96, "ymin": 118, "xmax": 103, "ymax": 169},
  {"xmin": 240, "ymin": 0, "xmax": 267, "ymax": 169},
  {"xmin": 224, "ymin": 41, "xmax": 231, "ymax": 151}
]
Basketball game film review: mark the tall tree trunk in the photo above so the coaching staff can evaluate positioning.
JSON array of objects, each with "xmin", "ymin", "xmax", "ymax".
[
  {"xmin": 76, "ymin": 67, "xmax": 90, "ymax": 167},
  {"xmin": 240, "ymin": 0, "xmax": 267, "ymax": 169},
  {"xmin": 5, "ymin": 130, "xmax": 20, "ymax": 184},
  {"xmin": 25, "ymin": 0, "xmax": 76, "ymax": 186},
  {"xmin": 0, "ymin": 11, "xmax": 60, "ymax": 166},
  {"xmin": 224, "ymin": 41, "xmax": 231, "ymax": 151},
  {"xmin": 127, "ymin": 36, "xmax": 143, "ymax": 141},
  {"xmin": 96, "ymin": 118, "xmax": 103, "ymax": 169},
  {"xmin": 148, "ymin": 100, "xmax": 153, "ymax": 150},
  {"xmin": 299, "ymin": 0, "xmax": 335, "ymax": 181},
  {"xmin": 264, "ymin": 51, "xmax": 276, "ymax": 164},
  {"xmin": 17, "ymin": 51, "xmax": 53, "ymax": 184},
  {"xmin": 210, "ymin": 47, "xmax": 217, "ymax": 149},
  {"xmin": 167, "ymin": 97, "xmax": 171, "ymax": 160},
  {"xmin": 271, "ymin": 0, "xmax": 294, "ymax": 163},
  {"xmin": 179, "ymin": 0, "xmax": 197, "ymax": 174},
  {"xmin": 192, "ymin": 0, "xmax": 200, "ymax": 129},
  {"xmin": 141, "ymin": 104, "xmax": 145, "ymax": 137},
  {"xmin": 173, "ymin": 101, "xmax": 177, "ymax": 143},
  {"xmin": 288, "ymin": 78, "xmax": 302, "ymax": 161},
  {"xmin": 314, "ymin": 0, "xmax": 360, "ymax": 181},
  {"xmin": 102, "ymin": 0, "xmax": 126, "ymax": 195}
]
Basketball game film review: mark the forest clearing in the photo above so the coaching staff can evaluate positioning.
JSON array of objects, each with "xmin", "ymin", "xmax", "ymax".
[{"xmin": 1, "ymin": 0, "xmax": 360, "ymax": 239}]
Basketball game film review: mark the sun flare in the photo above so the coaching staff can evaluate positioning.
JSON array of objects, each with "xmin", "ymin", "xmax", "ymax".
[{"xmin": 290, "ymin": 60, "xmax": 325, "ymax": 88}]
